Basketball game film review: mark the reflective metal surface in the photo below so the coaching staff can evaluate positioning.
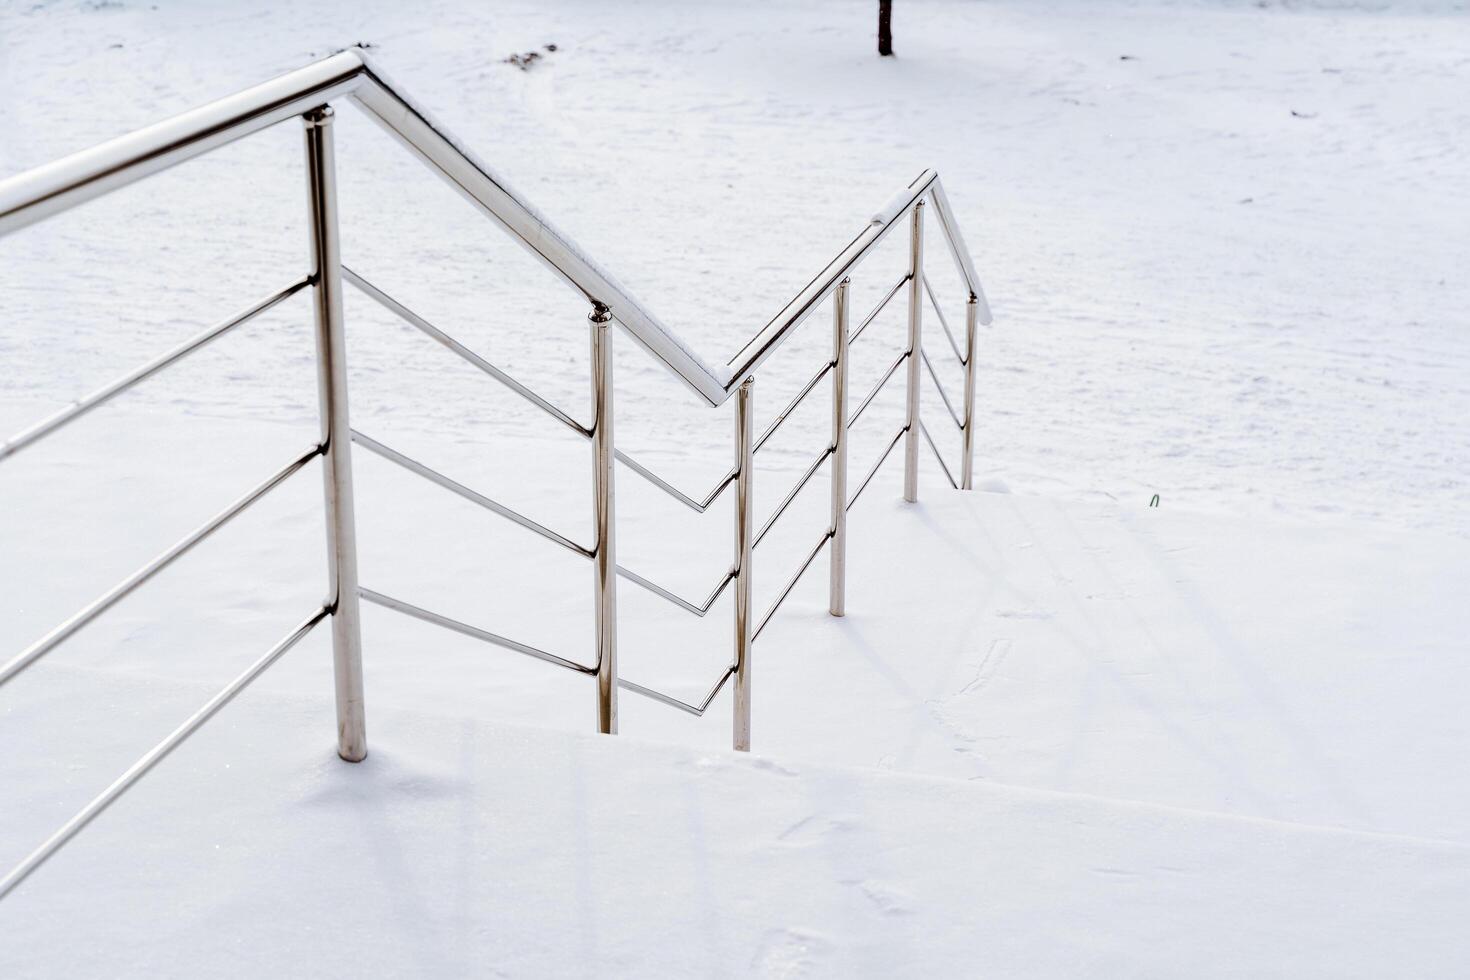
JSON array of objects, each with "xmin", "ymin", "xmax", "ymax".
[
  {"xmin": 0, "ymin": 48, "xmax": 997, "ymax": 897},
  {"xmin": 589, "ymin": 305, "xmax": 619, "ymax": 734},
  {"xmin": 343, "ymin": 266, "xmax": 588, "ymax": 436},
  {"xmin": 732, "ymin": 380, "xmax": 755, "ymax": 751},
  {"xmin": 616, "ymin": 566, "xmax": 735, "ymax": 618},
  {"xmin": 921, "ymin": 420, "xmax": 959, "ymax": 490},
  {"xmin": 829, "ymin": 279, "xmax": 851, "ymax": 617},
  {"xmin": 614, "ymin": 451, "xmax": 735, "ymax": 514},
  {"xmin": 0, "ymin": 52, "xmax": 365, "ymax": 235},
  {"xmin": 922, "ymin": 348, "xmax": 964, "ymax": 431},
  {"xmin": 849, "ymin": 350, "xmax": 910, "ymax": 430},
  {"xmin": 0, "ymin": 49, "xmax": 989, "ymax": 409},
  {"xmin": 904, "ymin": 200, "xmax": 926, "ymax": 503},
  {"xmin": 304, "ymin": 106, "xmax": 368, "ymax": 763},
  {"xmin": 962, "ymin": 296, "xmax": 979, "ymax": 490},
  {"xmin": 850, "ymin": 274, "xmax": 909, "ymax": 347},
  {"xmin": 924, "ymin": 274, "xmax": 968, "ymax": 366},
  {"xmin": 726, "ymin": 170, "xmax": 936, "ymax": 391},
  {"xmin": 849, "ymin": 426, "xmax": 908, "ymax": 512},
  {"xmin": 352, "ymin": 429, "xmax": 591, "ymax": 558},
  {"xmin": 754, "ymin": 530, "xmax": 834, "ymax": 642},
  {"xmin": 360, "ymin": 588, "xmax": 594, "ymax": 674},
  {"xmin": 620, "ymin": 666, "xmax": 735, "ymax": 717},
  {"xmin": 754, "ymin": 446, "xmax": 833, "ymax": 549}
]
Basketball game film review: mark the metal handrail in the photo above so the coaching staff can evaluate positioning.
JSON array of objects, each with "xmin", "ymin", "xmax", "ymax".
[
  {"xmin": 0, "ymin": 48, "xmax": 990, "ymax": 406},
  {"xmin": 0, "ymin": 50, "xmax": 996, "ymax": 900}
]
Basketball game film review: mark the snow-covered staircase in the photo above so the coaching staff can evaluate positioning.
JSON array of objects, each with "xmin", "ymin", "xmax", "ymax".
[
  {"xmin": 5, "ymin": 477, "xmax": 1469, "ymax": 975},
  {"xmin": 5, "ymin": 41, "xmax": 1470, "ymax": 977}
]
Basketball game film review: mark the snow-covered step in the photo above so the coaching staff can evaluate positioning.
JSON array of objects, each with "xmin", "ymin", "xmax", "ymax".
[{"xmin": 3, "ymin": 662, "xmax": 1467, "ymax": 978}]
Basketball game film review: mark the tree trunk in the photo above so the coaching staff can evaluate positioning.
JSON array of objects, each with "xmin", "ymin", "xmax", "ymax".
[{"xmin": 878, "ymin": 0, "xmax": 894, "ymax": 57}]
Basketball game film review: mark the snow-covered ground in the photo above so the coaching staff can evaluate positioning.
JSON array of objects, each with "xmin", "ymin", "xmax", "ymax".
[{"xmin": 2, "ymin": 0, "xmax": 1468, "ymax": 976}]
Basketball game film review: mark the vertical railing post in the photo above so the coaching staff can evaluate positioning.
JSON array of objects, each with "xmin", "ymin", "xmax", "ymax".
[
  {"xmin": 903, "ymin": 199, "xmax": 926, "ymax": 502},
  {"xmin": 303, "ymin": 105, "xmax": 366, "ymax": 763},
  {"xmin": 589, "ymin": 304, "xmax": 619, "ymax": 735},
  {"xmin": 732, "ymin": 378, "xmax": 755, "ymax": 751},
  {"xmin": 828, "ymin": 278, "xmax": 851, "ymax": 616},
  {"xmin": 961, "ymin": 294, "xmax": 979, "ymax": 490}
]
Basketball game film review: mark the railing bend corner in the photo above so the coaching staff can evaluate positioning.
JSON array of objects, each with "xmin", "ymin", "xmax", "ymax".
[{"xmin": 0, "ymin": 48, "xmax": 994, "ymax": 900}]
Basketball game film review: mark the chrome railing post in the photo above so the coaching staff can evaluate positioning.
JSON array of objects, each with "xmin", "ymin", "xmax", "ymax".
[
  {"xmin": 903, "ymin": 199, "xmax": 926, "ymax": 502},
  {"xmin": 303, "ymin": 105, "xmax": 367, "ymax": 763},
  {"xmin": 732, "ymin": 378, "xmax": 755, "ymax": 751},
  {"xmin": 961, "ymin": 294, "xmax": 979, "ymax": 490},
  {"xmin": 589, "ymin": 304, "xmax": 619, "ymax": 734},
  {"xmin": 828, "ymin": 278, "xmax": 851, "ymax": 616}
]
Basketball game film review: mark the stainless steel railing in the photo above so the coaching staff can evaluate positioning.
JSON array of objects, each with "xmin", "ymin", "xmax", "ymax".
[{"xmin": 0, "ymin": 48, "xmax": 993, "ymax": 899}]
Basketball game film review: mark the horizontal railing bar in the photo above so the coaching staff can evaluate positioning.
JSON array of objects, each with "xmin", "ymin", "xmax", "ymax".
[
  {"xmin": 753, "ymin": 530, "xmax": 833, "ymax": 641},
  {"xmin": 847, "ymin": 425, "xmax": 907, "ymax": 512},
  {"xmin": 921, "ymin": 348, "xmax": 964, "ymax": 432},
  {"xmin": 359, "ymin": 587, "xmax": 595, "ymax": 674},
  {"xmin": 350, "ymin": 429, "xmax": 592, "ymax": 559},
  {"xmin": 754, "ymin": 359, "xmax": 833, "ymax": 455},
  {"xmin": 0, "ymin": 605, "xmax": 329, "ymax": 902},
  {"xmin": 617, "ymin": 565, "xmax": 735, "ymax": 618},
  {"xmin": 619, "ymin": 665, "xmax": 735, "ymax": 717},
  {"xmin": 0, "ymin": 444, "xmax": 322, "ymax": 690},
  {"xmin": 615, "ymin": 451, "xmax": 736, "ymax": 515},
  {"xmin": 754, "ymin": 446, "xmax": 834, "ymax": 549},
  {"xmin": 848, "ymin": 349, "xmax": 909, "ymax": 431},
  {"xmin": 0, "ymin": 276, "xmax": 312, "ymax": 462},
  {"xmin": 920, "ymin": 420, "xmax": 959, "ymax": 490},
  {"xmin": 341, "ymin": 266, "xmax": 589, "ymax": 438},
  {"xmin": 922, "ymin": 274, "xmax": 967, "ymax": 366},
  {"xmin": 849, "ymin": 273, "xmax": 910, "ymax": 347}
]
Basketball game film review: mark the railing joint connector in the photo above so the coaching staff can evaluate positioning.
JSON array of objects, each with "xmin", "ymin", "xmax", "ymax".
[{"xmin": 302, "ymin": 104, "xmax": 335, "ymax": 128}]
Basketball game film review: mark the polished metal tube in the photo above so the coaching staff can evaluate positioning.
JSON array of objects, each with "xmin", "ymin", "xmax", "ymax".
[
  {"xmin": 589, "ymin": 304, "xmax": 619, "ymax": 734},
  {"xmin": 850, "ymin": 273, "xmax": 910, "ymax": 347},
  {"xmin": 0, "ymin": 53, "xmax": 366, "ymax": 238},
  {"xmin": 342, "ymin": 266, "xmax": 589, "ymax": 437},
  {"xmin": 732, "ymin": 379, "xmax": 755, "ymax": 751},
  {"xmin": 619, "ymin": 666, "xmax": 735, "ymax": 718},
  {"xmin": 961, "ymin": 295, "xmax": 979, "ymax": 490},
  {"xmin": 849, "ymin": 426, "xmax": 908, "ymax": 512},
  {"xmin": 927, "ymin": 178, "xmax": 989, "ymax": 314},
  {"xmin": 754, "ymin": 530, "xmax": 834, "ymax": 642},
  {"xmin": 754, "ymin": 445, "xmax": 833, "ymax": 549},
  {"xmin": 359, "ymin": 587, "xmax": 594, "ymax": 675},
  {"xmin": 754, "ymin": 359, "xmax": 833, "ymax": 455},
  {"xmin": 921, "ymin": 348, "xmax": 964, "ymax": 431},
  {"xmin": 304, "ymin": 106, "xmax": 367, "ymax": 763},
  {"xmin": 923, "ymin": 274, "xmax": 968, "ymax": 366},
  {"xmin": 829, "ymin": 278, "xmax": 851, "ymax": 617},
  {"xmin": 903, "ymin": 200, "xmax": 926, "ymax": 502},
  {"xmin": 920, "ymin": 420, "xmax": 959, "ymax": 490},
  {"xmin": 614, "ymin": 450, "xmax": 736, "ymax": 514},
  {"xmin": 617, "ymin": 565, "xmax": 735, "ymax": 619},
  {"xmin": 848, "ymin": 349, "xmax": 909, "ymax": 431},
  {"xmin": 350, "ymin": 429, "xmax": 592, "ymax": 558},
  {"xmin": 0, "ymin": 47, "xmax": 988, "ymax": 411}
]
